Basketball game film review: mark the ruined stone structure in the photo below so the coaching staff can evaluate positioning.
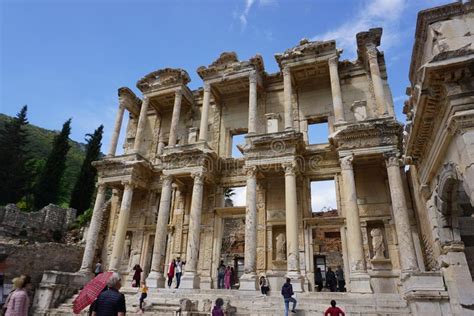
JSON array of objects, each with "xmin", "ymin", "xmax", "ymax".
[{"xmin": 40, "ymin": 2, "xmax": 473, "ymax": 315}]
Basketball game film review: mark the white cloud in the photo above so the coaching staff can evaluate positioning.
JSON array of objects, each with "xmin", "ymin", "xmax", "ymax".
[
  {"xmin": 312, "ymin": 0, "xmax": 406, "ymax": 59},
  {"xmin": 311, "ymin": 180, "xmax": 337, "ymax": 212},
  {"xmin": 230, "ymin": 186, "xmax": 247, "ymax": 206},
  {"xmin": 238, "ymin": 0, "xmax": 277, "ymax": 30}
]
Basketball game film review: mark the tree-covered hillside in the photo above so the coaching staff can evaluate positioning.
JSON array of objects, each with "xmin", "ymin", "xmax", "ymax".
[{"xmin": 0, "ymin": 113, "xmax": 86, "ymax": 206}]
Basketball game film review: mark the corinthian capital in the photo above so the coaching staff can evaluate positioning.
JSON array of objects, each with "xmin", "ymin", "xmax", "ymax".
[
  {"xmin": 282, "ymin": 161, "xmax": 297, "ymax": 176},
  {"xmin": 249, "ymin": 71, "xmax": 257, "ymax": 84},
  {"xmin": 191, "ymin": 171, "xmax": 205, "ymax": 185},
  {"xmin": 203, "ymin": 82, "xmax": 211, "ymax": 93},
  {"xmin": 328, "ymin": 55, "xmax": 339, "ymax": 67},
  {"xmin": 244, "ymin": 165, "xmax": 258, "ymax": 178},
  {"xmin": 366, "ymin": 45, "xmax": 378, "ymax": 62},
  {"xmin": 385, "ymin": 154, "xmax": 401, "ymax": 168},
  {"xmin": 161, "ymin": 174, "xmax": 173, "ymax": 186},
  {"xmin": 339, "ymin": 155, "xmax": 354, "ymax": 170},
  {"xmin": 282, "ymin": 66, "xmax": 291, "ymax": 77}
]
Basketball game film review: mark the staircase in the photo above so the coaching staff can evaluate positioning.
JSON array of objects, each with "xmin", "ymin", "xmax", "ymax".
[{"xmin": 45, "ymin": 288, "xmax": 412, "ymax": 315}]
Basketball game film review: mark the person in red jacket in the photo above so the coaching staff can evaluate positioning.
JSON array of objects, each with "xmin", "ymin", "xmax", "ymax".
[{"xmin": 324, "ymin": 300, "xmax": 345, "ymax": 316}]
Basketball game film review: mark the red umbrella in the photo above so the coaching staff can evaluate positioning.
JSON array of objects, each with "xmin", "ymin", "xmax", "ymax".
[{"xmin": 73, "ymin": 271, "xmax": 113, "ymax": 314}]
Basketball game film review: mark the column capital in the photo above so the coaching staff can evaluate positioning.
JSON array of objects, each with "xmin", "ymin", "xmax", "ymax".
[
  {"xmin": 96, "ymin": 182, "xmax": 107, "ymax": 192},
  {"xmin": 175, "ymin": 89, "xmax": 183, "ymax": 99},
  {"xmin": 282, "ymin": 66, "xmax": 291, "ymax": 76},
  {"xmin": 121, "ymin": 180, "xmax": 137, "ymax": 189},
  {"xmin": 328, "ymin": 54, "xmax": 339, "ymax": 66},
  {"xmin": 282, "ymin": 161, "xmax": 297, "ymax": 176},
  {"xmin": 142, "ymin": 95, "xmax": 149, "ymax": 102},
  {"xmin": 249, "ymin": 71, "xmax": 258, "ymax": 84},
  {"xmin": 339, "ymin": 155, "xmax": 354, "ymax": 170},
  {"xmin": 385, "ymin": 153, "xmax": 402, "ymax": 168},
  {"xmin": 191, "ymin": 171, "xmax": 205, "ymax": 185},
  {"xmin": 161, "ymin": 174, "xmax": 173, "ymax": 186},
  {"xmin": 203, "ymin": 82, "xmax": 211, "ymax": 92},
  {"xmin": 244, "ymin": 165, "xmax": 258, "ymax": 178},
  {"xmin": 366, "ymin": 45, "xmax": 378, "ymax": 62}
]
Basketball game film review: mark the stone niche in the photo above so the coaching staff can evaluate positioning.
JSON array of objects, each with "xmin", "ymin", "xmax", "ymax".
[
  {"xmin": 265, "ymin": 113, "xmax": 280, "ymax": 133},
  {"xmin": 367, "ymin": 221, "xmax": 391, "ymax": 270},
  {"xmin": 272, "ymin": 225, "xmax": 287, "ymax": 269}
]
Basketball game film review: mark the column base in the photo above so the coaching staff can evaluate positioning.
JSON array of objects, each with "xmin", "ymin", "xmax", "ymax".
[
  {"xmin": 286, "ymin": 272, "xmax": 304, "ymax": 292},
  {"xmin": 199, "ymin": 276, "xmax": 213, "ymax": 289},
  {"xmin": 180, "ymin": 272, "xmax": 200, "ymax": 289},
  {"xmin": 349, "ymin": 272, "xmax": 372, "ymax": 293},
  {"xmin": 239, "ymin": 273, "xmax": 257, "ymax": 291},
  {"xmin": 146, "ymin": 271, "xmax": 166, "ymax": 288}
]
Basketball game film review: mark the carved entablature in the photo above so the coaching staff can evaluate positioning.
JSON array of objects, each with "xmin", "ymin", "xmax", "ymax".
[
  {"xmin": 197, "ymin": 52, "xmax": 264, "ymax": 81},
  {"xmin": 244, "ymin": 130, "xmax": 305, "ymax": 167},
  {"xmin": 93, "ymin": 154, "xmax": 153, "ymax": 189},
  {"xmin": 136, "ymin": 68, "xmax": 191, "ymax": 94},
  {"xmin": 118, "ymin": 87, "xmax": 142, "ymax": 117},
  {"xmin": 160, "ymin": 148, "xmax": 218, "ymax": 174},
  {"xmin": 274, "ymin": 38, "xmax": 336, "ymax": 68},
  {"xmin": 356, "ymin": 28, "xmax": 382, "ymax": 67},
  {"xmin": 220, "ymin": 158, "xmax": 245, "ymax": 178},
  {"xmin": 331, "ymin": 119, "xmax": 402, "ymax": 153}
]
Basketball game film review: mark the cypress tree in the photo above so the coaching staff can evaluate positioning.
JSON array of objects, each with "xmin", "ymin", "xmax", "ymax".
[
  {"xmin": 70, "ymin": 125, "xmax": 103, "ymax": 214},
  {"xmin": 0, "ymin": 105, "xmax": 31, "ymax": 205},
  {"xmin": 34, "ymin": 119, "xmax": 72, "ymax": 210}
]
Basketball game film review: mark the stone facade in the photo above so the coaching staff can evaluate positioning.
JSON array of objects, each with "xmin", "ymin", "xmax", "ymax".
[{"xmin": 46, "ymin": 2, "xmax": 473, "ymax": 315}]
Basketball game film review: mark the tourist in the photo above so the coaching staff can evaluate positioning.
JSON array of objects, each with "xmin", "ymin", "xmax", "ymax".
[
  {"xmin": 224, "ymin": 266, "xmax": 232, "ymax": 289},
  {"xmin": 230, "ymin": 267, "xmax": 235, "ymax": 289},
  {"xmin": 5, "ymin": 275, "xmax": 31, "ymax": 316},
  {"xmin": 336, "ymin": 266, "xmax": 345, "ymax": 292},
  {"xmin": 315, "ymin": 267, "xmax": 323, "ymax": 292},
  {"xmin": 138, "ymin": 280, "xmax": 148, "ymax": 313},
  {"xmin": 324, "ymin": 300, "xmax": 345, "ymax": 316},
  {"xmin": 217, "ymin": 260, "xmax": 226, "ymax": 289},
  {"xmin": 132, "ymin": 264, "xmax": 142, "ymax": 287},
  {"xmin": 94, "ymin": 259, "xmax": 102, "ymax": 277},
  {"xmin": 91, "ymin": 272, "xmax": 126, "ymax": 316},
  {"xmin": 259, "ymin": 276, "xmax": 269, "ymax": 296},
  {"xmin": 174, "ymin": 257, "xmax": 185, "ymax": 288},
  {"xmin": 281, "ymin": 278, "xmax": 296, "ymax": 315},
  {"xmin": 325, "ymin": 267, "xmax": 337, "ymax": 292},
  {"xmin": 167, "ymin": 259, "xmax": 176, "ymax": 288},
  {"xmin": 211, "ymin": 298, "xmax": 224, "ymax": 316}
]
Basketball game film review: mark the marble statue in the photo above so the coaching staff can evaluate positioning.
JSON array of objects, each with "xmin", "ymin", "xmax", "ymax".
[
  {"xmin": 371, "ymin": 228, "xmax": 385, "ymax": 260},
  {"xmin": 275, "ymin": 232, "xmax": 286, "ymax": 261}
]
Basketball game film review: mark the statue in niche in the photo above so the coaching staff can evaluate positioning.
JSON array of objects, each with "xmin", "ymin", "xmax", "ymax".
[
  {"xmin": 275, "ymin": 232, "xmax": 287, "ymax": 261},
  {"xmin": 128, "ymin": 250, "xmax": 140, "ymax": 270},
  {"xmin": 123, "ymin": 235, "xmax": 131, "ymax": 260},
  {"xmin": 371, "ymin": 228, "xmax": 385, "ymax": 260}
]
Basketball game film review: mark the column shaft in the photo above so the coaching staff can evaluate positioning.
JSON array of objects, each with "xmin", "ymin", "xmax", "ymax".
[
  {"xmin": 108, "ymin": 105, "xmax": 125, "ymax": 156},
  {"xmin": 248, "ymin": 71, "xmax": 258, "ymax": 134},
  {"xmin": 133, "ymin": 97, "xmax": 150, "ymax": 153},
  {"xmin": 242, "ymin": 167, "xmax": 257, "ymax": 281},
  {"xmin": 109, "ymin": 183, "xmax": 134, "ymax": 271},
  {"xmin": 168, "ymin": 90, "xmax": 183, "ymax": 146},
  {"xmin": 340, "ymin": 156, "xmax": 366, "ymax": 273},
  {"xmin": 199, "ymin": 84, "xmax": 211, "ymax": 141},
  {"xmin": 328, "ymin": 55, "xmax": 345, "ymax": 123},
  {"xmin": 147, "ymin": 176, "xmax": 173, "ymax": 287},
  {"xmin": 283, "ymin": 67, "xmax": 293, "ymax": 130},
  {"xmin": 386, "ymin": 156, "xmax": 418, "ymax": 272},
  {"xmin": 283, "ymin": 162, "xmax": 300, "ymax": 275},
  {"xmin": 79, "ymin": 184, "xmax": 107, "ymax": 273},
  {"xmin": 367, "ymin": 46, "xmax": 388, "ymax": 116}
]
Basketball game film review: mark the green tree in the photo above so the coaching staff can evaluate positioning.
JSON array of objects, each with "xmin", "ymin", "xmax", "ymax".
[
  {"xmin": 70, "ymin": 125, "xmax": 103, "ymax": 214},
  {"xmin": 34, "ymin": 119, "xmax": 72, "ymax": 209},
  {"xmin": 0, "ymin": 105, "xmax": 32, "ymax": 205}
]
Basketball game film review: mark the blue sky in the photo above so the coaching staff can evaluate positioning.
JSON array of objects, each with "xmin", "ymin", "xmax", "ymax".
[{"xmin": 1, "ymin": 0, "xmax": 453, "ymax": 154}]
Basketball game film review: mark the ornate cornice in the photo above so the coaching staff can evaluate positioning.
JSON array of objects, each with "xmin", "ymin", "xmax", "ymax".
[
  {"xmin": 197, "ymin": 52, "xmax": 264, "ymax": 80},
  {"xmin": 136, "ymin": 68, "xmax": 191, "ymax": 93},
  {"xmin": 356, "ymin": 28, "xmax": 382, "ymax": 64},
  {"xmin": 118, "ymin": 87, "xmax": 142, "ymax": 117},
  {"xmin": 274, "ymin": 38, "xmax": 336, "ymax": 68}
]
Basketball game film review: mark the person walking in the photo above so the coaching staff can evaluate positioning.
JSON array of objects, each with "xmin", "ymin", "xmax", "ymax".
[
  {"xmin": 324, "ymin": 300, "xmax": 345, "ymax": 316},
  {"xmin": 315, "ymin": 267, "xmax": 323, "ymax": 292},
  {"xmin": 94, "ymin": 259, "xmax": 102, "ymax": 277},
  {"xmin": 138, "ymin": 281, "xmax": 148, "ymax": 313},
  {"xmin": 174, "ymin": 257, "xmax": 185, "ymax": 288},
  {"xmin": 281, "ymin": 278, "xmax": 296, "ymax": 315},
  {"xmin": 259, "ymin": 276, "xmax": 269, "ymax": 296},
  {"xmin": 325, "ymin": 267, "xmax": 337, "ymax": 292},
  {"xmin": 211, "ymin": 298, "xmax": 224, "ymax": 316},
  {"xmin": 132, "ymin": 264, "xmax": 142, "ymax": 288},
  {"xmin": 5, "ymin": 275, "xmax": 31, "ymax": 316},
  {"xmin": 91, "ymin": 272, "xmax": 126, "ymax": 316},
  {"xmin": 167, "ymin": 259, "xmax": 176, "ymax": 288},
  {"xmin": 336, "ymin": 266, "xmax": 345, "ymax": 292},
  {"xmin": 224, "ymin": 266, "xmax": 232, "ymax": 290},
  {"xmin": 230, "ymin": 267, "xmax": 235, "ymax": 289},
  {"xmin": 217, "ymin": 260, "xmax": 226, "ymax": 289}
]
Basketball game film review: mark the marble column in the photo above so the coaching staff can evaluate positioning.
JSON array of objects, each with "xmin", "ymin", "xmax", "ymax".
[
  {"xmin": 168, "ymin": 90, "xmax": 183, "ymax": 147},
  {"xmin": 107, "ymin": 104, "xmax": 125, "ymax": 157},
  {"xmin": 283, "ymin": 66, "xmax": 293, "ymax": 130},
  {"xmin": 109, "ymin": 182, "xmax": 134, "ymax": 271},
  {"xmin": 147, "ymin": 175, "xmax": 174, "ymax": 288},
  {"xmin": 366, "ymin": 45, "xmax": 389, "ymax": 117},
  {"xmin": 79, "ymin": 184, "xmax": 107, "ymax": 273},
  {"xmin": 199, "ymin": 83, "xmax": 211, "ymax": 141},
  {"xmin": 328, "ymin": 55, "xmax": 345, "ymax": 123},
  {"xmin": 385, "ymin": 155, "xmax": 419, "ymax": 272},
  {"xmin": 248, "ymin": 71, "xmax": 258, "ymax": 134},
  {"xmin": 133, "ymin": 96, "xmax": 150, "ymax": 153},
  {"xmin": 240, "ymin": 166, "xmax": 258, "ymax": 290},
  {"xmin": 181, "ymin": 172, "xmax": 204, "ymax": 289},
  {"xmin": 283, "ymin": 162, "xmax": 302, "ymax": 290},
  {"xmin": 340, "ymin": 155, "xmax": 371, "ymax": 292}
]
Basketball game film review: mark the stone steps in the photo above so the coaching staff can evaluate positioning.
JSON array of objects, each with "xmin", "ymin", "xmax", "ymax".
[{"xmin": 46, "ymin": 288, "xmax": 412, "ymax": 315}]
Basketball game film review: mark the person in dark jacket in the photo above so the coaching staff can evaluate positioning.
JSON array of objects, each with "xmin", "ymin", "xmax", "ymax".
[
  {"xmin": 336, "ymin": 266, "xmax": 346, "ymax": 292},
  {"xmin": 281, "ymin": 278, "xmax": 296, "ymax": 315},
  {"xmin": 211, "ymin": 298, "xmax": 224, "ymax": 316},
  {"xmin": 315, "ymin": 267, "xmax": 323, "ymax": 292},
  {"xmin": 325, "ymin": 267, "xmax": 337, "ymax": 292}
]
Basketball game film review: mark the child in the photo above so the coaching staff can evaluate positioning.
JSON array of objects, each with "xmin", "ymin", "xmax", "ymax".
[
  {"xmin": 138, "ymin": 281, "xmax": 148, "ymax": 313},
  {"xmin": 212, "ymin": 298, "xmax": 224, "ymax": 316}
]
